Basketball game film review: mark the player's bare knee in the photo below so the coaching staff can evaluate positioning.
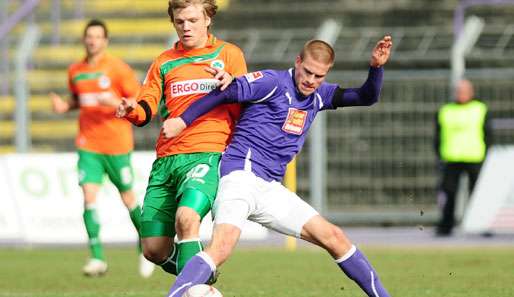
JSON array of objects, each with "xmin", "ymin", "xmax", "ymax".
[
  {"xmin": 142, "ymin": 244, "xmax": 169, "ymax": 264},
  {"xmin": 321, "ymin": 226, "xmax": 351, "ymax": 254},
  {"xmin": 142, "ymin": 238, "xmax": 171, "ymax": 264},
  {"xmin": 83, "ymin": 193, "xmax": 97, "ymax": 205},
  {"xmin": 119, "ymin": 190, "xmax": 136, "ymax": 208}
]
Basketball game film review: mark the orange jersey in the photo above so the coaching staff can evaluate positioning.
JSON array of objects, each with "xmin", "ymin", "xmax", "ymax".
[
  {"xmin": 127, "ymin": 35, "xmax": 247, "ymax": 158},
  {"xmin": 68, "ymin": 53, "xmax": 140, "ymax": 154}
]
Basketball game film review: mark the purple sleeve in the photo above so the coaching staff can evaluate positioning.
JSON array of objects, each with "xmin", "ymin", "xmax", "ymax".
[
  {"xmin": 180, "ymin": 82, "xmax": 239, "ymax": 126},
  {"xmin": 331, "ymin": 66, "xmax": 384, "ymax": 108},
  {"xmin": 235, "ymin": 70, "xmax": 280, "ymax": 103},
  {"xmin": 180, "ymin": 70, "xmax": 279, "ymax": 125}
]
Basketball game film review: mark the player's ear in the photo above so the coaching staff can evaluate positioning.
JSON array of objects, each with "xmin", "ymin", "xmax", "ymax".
[
  {"xmin": 295, "ymin": 56, "xmax": 302, "ymax": 68},
  {"xmin": 205, "ymin": 15, "xmax": 211, "ymax": 28}
]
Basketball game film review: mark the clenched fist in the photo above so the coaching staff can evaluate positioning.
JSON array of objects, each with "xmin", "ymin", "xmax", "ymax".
[
  {"xmin": 116, "ymin": 98, "xmax": 137, "ymax": 118},
  {"xmin": 162, "ymin": 117, "xmax": 187, "ymax": 138}
]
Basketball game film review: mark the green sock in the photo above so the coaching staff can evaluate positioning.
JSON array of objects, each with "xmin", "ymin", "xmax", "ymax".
[
  {"xmin": 83, "ymin": 207, "xmax": 104, "ymax": 261},
  {"xmin": 128, "ymin": 204, "xmax": 142, "ymax": 253},
  {"xmin": 177, "ymin": 239, "xmax": 203, "ymax": 273},
  {"xmin": 160, "ymin": 242, "xmax": 178, "ymax": 275}
]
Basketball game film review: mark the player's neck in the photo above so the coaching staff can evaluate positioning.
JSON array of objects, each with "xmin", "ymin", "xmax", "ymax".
[
  {"xmin": 86, "ymin": 52, "xmax": 105, "ymax": 66},
  {"xmin": 291, "ymin": 69, "xmax": 309, "ymax": 100}
]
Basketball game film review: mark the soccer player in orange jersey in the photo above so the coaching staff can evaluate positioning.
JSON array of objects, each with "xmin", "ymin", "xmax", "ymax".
[
  {"xmin": 50, "ymin": 19, "xmax": 154, "ymax": 278},
  {"xmin": 117, "ymin": 0, "xmax": 247, "ymax": 278}
]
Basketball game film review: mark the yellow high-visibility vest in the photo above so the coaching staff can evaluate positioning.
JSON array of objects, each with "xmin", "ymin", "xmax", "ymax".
[{"xmin": 438, "ymin": 100, "xmax": 487, "ymax": 162}]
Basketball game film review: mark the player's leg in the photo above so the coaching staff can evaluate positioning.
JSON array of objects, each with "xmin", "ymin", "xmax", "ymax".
[
  {"xmin": 301, "ymin": 216, "xmax": 390, "ymax": 297},
  {"xmin": 166, "ymin": 224, "xmax": 242, "ymax": 297},
  {"xmin": 174, "ymin": 193, "xmax": 206, "ymax": 273},
  {"xmin": 105, "ymin": 153, "xmax": 142, "ymax": 248},
  {"xmin": 437, "ymin": 163, "xmax": 460, "ymax": 236},
  {"xmin": 78, "ymin": 150, "xmax": 107, "ymax": 276},
  {"xmin": 139, "ymin": 156, "xmax": 180, "ymax": 275},
  {"xmin": 173, "ymin": 152, "xmax": 221, "ymax": 273},
  {"xmin": 166, "ymin": 170, "xmax": 252, "ymax": 297},
  {"xmin": 257, "ymin": 180, "xmax": 390, "ymax": 297},
  {"xmin": 104, "ymin": 153, "xmax": 155, "ymax": 277}
]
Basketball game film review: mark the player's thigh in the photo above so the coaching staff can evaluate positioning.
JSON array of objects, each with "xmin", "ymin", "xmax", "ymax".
[
  {"xmin": 104, "ymin": 152, "xmax": 134, "ymax": 193},
  {"xmin": 140, "ymin": 156, "xmax": 179, "ymax": 239},
  {"xmin": 212, "ymin": 171, "xmax": 256, "ymax": 231},
  {"xmin": 176, "ymin": 152, "xmax": 222, "ymax": 218},
  {"xmin": 77, "ymin": 150, "xmax": 105, "ymax": 186},
  {"xmin": 253, "ymin": 180, "xmax": 318, "ymax": 238}
]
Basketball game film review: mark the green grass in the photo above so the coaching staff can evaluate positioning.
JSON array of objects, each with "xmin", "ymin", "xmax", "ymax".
[{"xmin": 0, "ymin": 246, "xmax": 513, "ymax": 297}]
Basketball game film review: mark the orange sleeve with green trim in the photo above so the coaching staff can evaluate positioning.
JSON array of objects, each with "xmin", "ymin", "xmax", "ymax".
[{"xmin": 125, "ymin": 59, "xmax": 161, "ymax": 126}]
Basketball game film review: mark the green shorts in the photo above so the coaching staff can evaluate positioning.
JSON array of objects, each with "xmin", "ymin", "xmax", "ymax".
[
  {"xmin": 77, "ymin": 149, "xmax": 134, "ymax": 192},
  {"xmin": 140, "ymin": 152, "xmax": 221, "ymax": 238}
]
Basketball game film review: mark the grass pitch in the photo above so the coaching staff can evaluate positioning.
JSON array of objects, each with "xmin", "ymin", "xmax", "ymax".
[{"xmin": 0, "ymin": 246, "xmax": 513, "ymax": 297}]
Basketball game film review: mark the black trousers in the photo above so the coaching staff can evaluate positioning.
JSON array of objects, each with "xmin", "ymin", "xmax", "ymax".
[{"xmin": 437, "ymin": 162, "xmax": 483, "ymax": 235}]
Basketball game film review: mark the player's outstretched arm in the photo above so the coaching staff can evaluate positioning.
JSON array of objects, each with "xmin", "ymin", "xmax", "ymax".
[
  {"xmin": 330, "ymin": 36, "xmax": 392, "ymax": 108},
  {"xmin": 370, "ymin": 35, "xmax": 392, "ymax": 67}
]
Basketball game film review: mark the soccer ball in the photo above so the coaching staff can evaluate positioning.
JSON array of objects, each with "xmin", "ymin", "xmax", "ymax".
[{"xmin": 183, "ymin": 284, "xmax": 223, "ymax": 297}]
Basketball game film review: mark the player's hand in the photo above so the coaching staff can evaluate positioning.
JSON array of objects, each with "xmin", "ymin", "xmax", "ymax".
[
  {"xmin": 50, "ymin": 92, "xmax": 69, "ymax": 114},
  {"xmin": 116, "ymin": 98, "xmax": 137, "ymax": 118},
  {"xmin": 162, "ymin": 117, "xmax": 187, "ymax": 138},
  {"xmin": 205, "ymin": 66, "xmax": 233, "ymax": 91},
  {"xmin": 370, "ymin": 35, "xmax": 393, "ymax": 67}
]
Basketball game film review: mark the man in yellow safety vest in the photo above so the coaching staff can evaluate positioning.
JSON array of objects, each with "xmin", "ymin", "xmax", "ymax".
[{"xmin": 434, "ymin": 79, "xmax": 492, "ymax": 236}]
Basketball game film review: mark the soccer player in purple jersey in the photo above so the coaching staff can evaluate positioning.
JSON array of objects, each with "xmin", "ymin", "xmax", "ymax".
[{"xmin": 162, "ymin": 35, "xmax": 393, "ymax": 297}]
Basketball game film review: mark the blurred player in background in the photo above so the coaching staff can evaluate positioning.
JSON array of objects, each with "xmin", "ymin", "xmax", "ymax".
[
  {"xmin": 163, "ymin": 36, "xmax": 393, "ymax": 297},
  {"xmin": 116, "ymin": 0, "xmax": 247, "ymax": 277},
  {"xmin": 434, "ymin": 79, "xmax": 492, "ymax": 236},
  {"xmin": 50, "ymin": 19, "xmax": 154, "ymax": 278}
]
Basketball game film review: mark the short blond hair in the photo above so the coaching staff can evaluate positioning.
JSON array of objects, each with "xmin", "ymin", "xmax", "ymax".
[
  {"xmin": 168, "ymin": 0, "xmax": 218, "ymax": 23},
  {"xmin": 299, "ymin": 40, "xmax": 335, "ymax": 66}
]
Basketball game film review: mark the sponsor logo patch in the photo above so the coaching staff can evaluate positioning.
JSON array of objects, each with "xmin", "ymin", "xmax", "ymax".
[
  {"xmin": 170, "ymin": 79, "xmax": 219, "ymax": 97},
  {"xmin": 244, "ymin": 71, "xmax": 264, "ymax": 83},
  {"xmin": 282, "ymin": 108, "xmax": 308, "ymax": 135}
]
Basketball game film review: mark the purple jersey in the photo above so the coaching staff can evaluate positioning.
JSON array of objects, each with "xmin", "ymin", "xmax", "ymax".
[
  {"xmin": 220, "ymin": 69, "xmax": 338, "ymax": 181},
  {"xmin": 180, "ymin": 66, "xmax": 383, "ymax": 182}
]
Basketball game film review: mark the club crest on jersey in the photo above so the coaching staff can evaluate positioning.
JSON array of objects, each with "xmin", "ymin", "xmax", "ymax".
[
  {"xmin": 244, "ymin": 71, "xmax": 263, "ymax": 83},
  {"xmin": 282, "ymin": 108, "xmax": 308, "ymax": 135},
  {"xmin": 170, "ymin": 79, "xmax": 219, "ymax": 97},
  {"xmin": 98, "ymin": 75, "xmax": 111, "ymax": 89},
  {"xmin": 210, "ymin": 59, "xmax": 225, "ymax": 70}
]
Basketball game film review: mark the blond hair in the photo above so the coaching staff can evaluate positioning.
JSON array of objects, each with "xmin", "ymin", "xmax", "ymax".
[
  {"xmin": 168, "ymin": 0, "xmax": 218, "ymax": 23},
  {"xmin": 299, "ymin": 40, "xmax": 335, "ymax": 66}
]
